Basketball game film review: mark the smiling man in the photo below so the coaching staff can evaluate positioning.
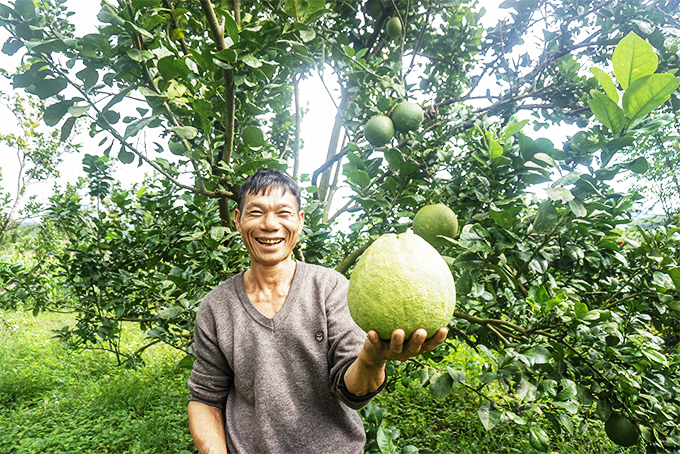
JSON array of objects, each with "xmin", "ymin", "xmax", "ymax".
[{"xmin": 187, "ymin": 168, "xmax": 447, "ymax": 454}]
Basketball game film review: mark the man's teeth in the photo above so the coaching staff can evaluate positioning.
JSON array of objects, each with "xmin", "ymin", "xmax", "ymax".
[{"xmin": 258, "ymin": 238, "xmax": 283, "ymax": 245}]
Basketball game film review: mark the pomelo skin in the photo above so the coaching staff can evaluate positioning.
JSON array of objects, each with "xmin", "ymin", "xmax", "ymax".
[
  {"xmin": 347, "ymin": 232, "xmax": 456, "ymax": 340},
  {"xmin": 413, "ymin": 204, "xmax": 458, "ymax": 248},
  {"xmin": 391, "ymin": 101, "xmax": 424, "ymax": 133},
  {"xmin": 364, "ymin": 114, "xmax": 395, "ymax": 146},
  {"xmin": 605, "ymin": 412, "xmax": 640, "ymax": 447}
]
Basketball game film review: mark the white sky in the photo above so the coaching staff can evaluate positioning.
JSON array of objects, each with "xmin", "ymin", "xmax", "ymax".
[{"xmin": 2, "ymin": 1, "xmax": 578, "ymax": 217}]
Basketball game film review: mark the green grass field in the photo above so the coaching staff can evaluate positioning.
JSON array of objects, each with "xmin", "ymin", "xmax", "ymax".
[{"xmin": 0, "ymin": 310, "xmax": 643, "ymax": 453}]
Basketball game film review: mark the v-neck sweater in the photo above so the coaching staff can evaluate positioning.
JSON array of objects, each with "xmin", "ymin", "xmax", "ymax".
[{"xmin": 188, "ymin": 261, "xmax": 373, "ymax": 453}]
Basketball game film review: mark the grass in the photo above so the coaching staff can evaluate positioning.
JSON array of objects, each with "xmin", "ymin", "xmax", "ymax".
[
  {"xmin": 0, "ymin": 310, "xmax": 196, "ymax": 454},
  {"xmin": 0, "ymin": 310, "xmax": 647, "ymax": 454}
]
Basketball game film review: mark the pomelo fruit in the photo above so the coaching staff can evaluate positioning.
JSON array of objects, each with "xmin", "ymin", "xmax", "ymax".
[
  {"xmin": 347, "ymin": 232, "xmax": 456, "ymax": 340},
  {"xmin": 413, "ymin": 204, "xmax": 458, "ymax": 248},
  {"xmin": 386, "ymin": 16, "xmax": 402, "ymax": 39},
  {"xmin": 391, "ymin": 101, "xmax": 424, "ymax": 133},
  {"xmin": 605, "ymin": 412, "xmax": 640, "ymax": 447},
  {"xmin": 242, "ymin": 125, "xmax": 265, "ymax": 148},
  {"xmin": 364, "ymin": 114, "xmax": 395, "ymax": 147}
]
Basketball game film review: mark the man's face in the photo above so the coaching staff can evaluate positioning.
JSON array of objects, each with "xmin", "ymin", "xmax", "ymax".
[{"xmin": 234, "ymin": 187, "xmax": 304, "ymax": 268}]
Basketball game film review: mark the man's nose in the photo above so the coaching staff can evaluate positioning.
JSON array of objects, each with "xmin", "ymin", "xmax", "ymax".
[{"xmin": 261, "ymin": 211, "xmax": 279, "ymax": 230}]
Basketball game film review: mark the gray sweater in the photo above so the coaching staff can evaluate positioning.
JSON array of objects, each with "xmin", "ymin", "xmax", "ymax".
[{"xmin": 188, "ymin": 261, "xmax": 379, "ymax": 453}]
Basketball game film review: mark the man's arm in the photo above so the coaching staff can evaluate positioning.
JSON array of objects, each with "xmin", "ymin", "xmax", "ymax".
[
  {"xmin": 343, "ymin": 327, "xmax": 448, "ymax": 396},
  {"xmin": 188, "ymin": 400, "xmax": 228, "ymax": 454}
]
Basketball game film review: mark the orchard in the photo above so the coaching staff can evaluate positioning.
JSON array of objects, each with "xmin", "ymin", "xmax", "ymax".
[{"xmin": 1, "ymin": 0, "xmax": 680, "ymax": 452}]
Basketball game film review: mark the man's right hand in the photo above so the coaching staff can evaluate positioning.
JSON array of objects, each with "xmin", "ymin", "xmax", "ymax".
[{"xmin": 188, "ymin": 400, "xmax": 228, "ymax": 454}]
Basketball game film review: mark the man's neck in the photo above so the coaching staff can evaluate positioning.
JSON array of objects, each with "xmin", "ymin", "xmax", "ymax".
[{"xmin": 243, "ymin": 258, "xmax": 297, "ymax": 293}]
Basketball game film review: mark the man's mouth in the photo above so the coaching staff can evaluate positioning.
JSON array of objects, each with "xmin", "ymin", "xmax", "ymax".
[{"xmin": 256, "ymin": 238, "xmax": 284, "ymax": 246}]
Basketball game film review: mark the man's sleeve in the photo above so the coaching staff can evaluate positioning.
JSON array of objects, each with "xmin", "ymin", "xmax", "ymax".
[
  {"xmin": 324, "ymin": 273, "xmax": 386, "ymax": 410},
  {"xmin": 187, "ymin": 300, "xmax": 233, "ymax": 407}
]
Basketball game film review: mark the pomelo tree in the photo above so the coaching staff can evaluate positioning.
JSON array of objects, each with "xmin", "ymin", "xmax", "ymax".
[{"xmin": 1, "ymin": 0, "xmax": 680, "ymax": 451}]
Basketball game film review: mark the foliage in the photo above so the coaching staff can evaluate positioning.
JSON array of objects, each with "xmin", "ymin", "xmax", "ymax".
[
  {"xmin": 0, "ymin": 91, "xmax": 78, "ymax": 247},
  {"xmin": 1, "ymin": 0, "xmax": 680, "ymax": 452}
]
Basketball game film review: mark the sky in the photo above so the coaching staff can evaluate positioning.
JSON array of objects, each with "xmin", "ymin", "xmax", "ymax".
[{"xmin": 1, "ymin": 0, "xmax": 570, "ymax": 218}]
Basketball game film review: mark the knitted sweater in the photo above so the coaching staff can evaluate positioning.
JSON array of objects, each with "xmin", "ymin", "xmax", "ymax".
[{"xmin": 188, "ymin": 261, "xmax": 376, "ymax": 453}]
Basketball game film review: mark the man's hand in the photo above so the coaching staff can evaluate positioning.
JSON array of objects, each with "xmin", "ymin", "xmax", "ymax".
[
  {"xmin": 361, "ymin": 327, "xmax": 448, "ymax": 365},
  {"xmin": 344, "ymin": 327, "xmax": 448, "ymax": 397}
]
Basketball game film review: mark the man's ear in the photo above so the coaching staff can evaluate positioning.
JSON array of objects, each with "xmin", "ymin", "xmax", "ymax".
[
  {"xmin": 234, "ymin": 208, "xmax": 242, "ymax": 233},
  {"xmin": 298, "ymin": 210, "xmax": 305, "ymax": 233}
]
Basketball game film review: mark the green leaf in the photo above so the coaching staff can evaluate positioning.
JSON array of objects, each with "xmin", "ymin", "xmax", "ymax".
[
  {"xmin": 240, "ymin": 54, "xmax": 262, "ymax": 68},
  {"xmin": 383, "ymin": 148, "xmax": 403, "ymax": 171},
  {"xmin": 174, "ymin": 354, "xmax": 195, "ymax": 369},
  {"xmin": 557, "ymin": 379, "xmax": 577, "ymax": 401},
  {"xmin": 2, "ymin": 38, "xmax": 23, "ymax": 55},
  {"xmin": 590, "ymin": 67, "xmax": 619, "ymax": 102},
  {"xmin": 478, "ymin": 402, "xmax": 501, "ymax": 431},
  {"xmin": 76, "ymin": 67, "xmax": 99, "ymax": 92},
  {"xmin": 118, "ymin": 147, "xmax": 136, "ymax": 164},
  {"xmin": 157, "ymin": 55, "xmax": 179, "ymax": 80},
  {"xmin": 126, "ymin": 48, "xmax": 154, "ymax": 62},
  {"xmin": 222, "ymin": 10, "xmax": 239, "ymax": 43},
  {"xmin": 503, "ymin": 119, "xmax": 529, "ymax": 139},
  {"xmin": 490, "ymin": 209, "xmax": 514, "ymax": 229},
  {"xmin": 43, "ymin": 100, "xmax": 75, "ymax": 126},
  {"xmin": 31, "ymin": 77, "xmax": 68, "ymax": 99},
  {"xmin": 299, "ymin": 28, "xmax": 316, "ymax": 43},
  {"xmin": 622, "ymin": 157, "xmax": 648, "ymax": 174},
  {"xmin": 622, "ymin": 73, "xmax": 680, "ymax": 122},
  {"xmin": 60, "ymin": 116, "xmax": 77, "ymax": 142},
  {"xmin": 350, "ymin": 169, "xmax": 370, "ymax": 188},
  {"xmin": 97, "ymin": 4, "xmax": 125, "ymax": 26},
  {"xmin": 553, "ymin": 172, "xmax": 580, "ymax": 187},
  {"xmin": 533, "ymin": 200, "xmax": 559, "ymax": 233},
  {"xmin": 588, "ymin": 92, "xmax": 626, "ymax": 135},
  {"xmin": 429, "ymin": 372, "xmax": 454, "ymax": 399},
  {"xmin": 453, "ymin": 252, "xmax": 484, "ymax": 270},
  {"xmin": 124, "ymin": 117, "xmax": 155, "ymax": 138},
  {"xmin": 597, "ymin": 399, "xmax": 612, "ymax": 421},
  {"xmin": 568, "ymin": 198, "xmax": 587, "ymax": 217},
  {"xmin": 489, "ymin": 139, "xmax": 503, "ymax": 160},
  {"xmin": 613, "ymin": 32, "xmax": 658, "ymax": 90},
  {"xmin": 546, "ymin": 187, "xmax": 574, "ymax": 203},
  {"xmin": 14, "ymin": 0, "xmax": 36, "ymax": 20},
  {"xmin": 170, "ymin": 126, "xmax": 198, "ymax": 140},
  {"xmin": 523, "ymin": 346, "xmax": 552, "ymax": 365},
  {"xmin": 529, "ymin": 427, "xmax": 550, "ymax": 452},
  {"xmin": 574, "ymin": 301, "xmax": 588, "ymax": 319},
  {"xmin": 24, "ymin": 38, "xmax": 67, "ymax": 54},
  {"xmin": 653, "ymin": 271, "xmax": 675, "ymax": 289}
]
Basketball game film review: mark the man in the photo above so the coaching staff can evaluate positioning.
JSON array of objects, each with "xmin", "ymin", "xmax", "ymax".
[{"xmin": 187, "ymin": 168, "xmax": 447, "ymax": 453}]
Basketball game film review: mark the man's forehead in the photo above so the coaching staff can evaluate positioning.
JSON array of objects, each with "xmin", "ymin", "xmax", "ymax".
[{"xmin": 242, "ymin": 186, "xmax": 297, "ymax": 206}]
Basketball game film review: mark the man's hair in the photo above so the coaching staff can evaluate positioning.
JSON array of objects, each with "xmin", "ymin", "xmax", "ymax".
[{"xmin": 237, "ymin": 168, "xmax": 302, "ymax": 212}]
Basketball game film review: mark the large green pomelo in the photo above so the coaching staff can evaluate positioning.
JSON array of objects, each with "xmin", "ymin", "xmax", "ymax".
[
  {"xmin": 386, "ymin": 17, "xmax": 402, "ymax": 39},
  {"xmin": 391, "ymin": 101, "xmax": 424, "ymax": 133},
  {"xmin": 413, "ymin": 204, "xmax": 458, "ymax": 248},
  {"xmin": 347, "ymin": 232, "xmax": 456, "ymax": 340},
  {"xmin": 364, "ymin": 115, "xmax": 395, "ymax": 146},
  {"xmin": 605, "ymin": 412, "xmax": 640, "ymax": 447}
]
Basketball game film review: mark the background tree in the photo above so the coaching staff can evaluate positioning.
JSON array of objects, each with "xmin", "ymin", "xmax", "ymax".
[
  {"xmin": 1, "ymin": 0, "xmax": 680, "ymax": 452},
  {"xmin": 0, "ymin": 90, "xmax": 78, "ymax": 247}
]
